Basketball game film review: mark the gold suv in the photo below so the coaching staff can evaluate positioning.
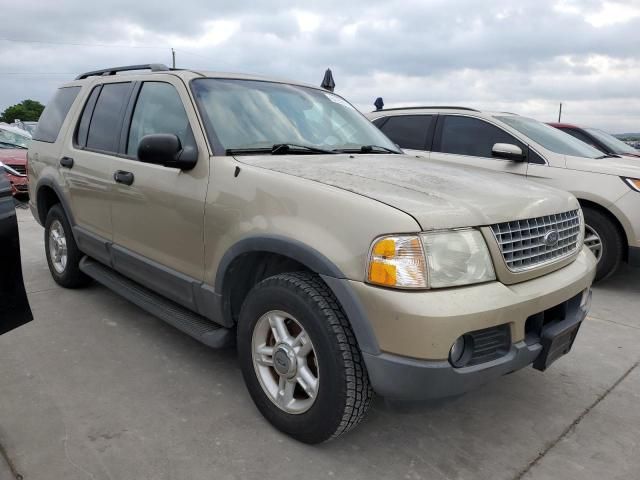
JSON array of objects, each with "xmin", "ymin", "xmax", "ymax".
[{"xmin": 28, "ymin": 64, "xmax": 596, "ymax": 443}]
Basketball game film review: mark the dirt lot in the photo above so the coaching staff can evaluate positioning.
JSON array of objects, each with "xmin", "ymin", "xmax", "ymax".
[{"xmin": 1, "ymin": 206, "xmax": 639, "ymax": 480}]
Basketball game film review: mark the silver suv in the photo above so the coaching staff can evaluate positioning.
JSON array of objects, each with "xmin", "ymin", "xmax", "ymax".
[
  {"xmin": 28, "ymin": 65, "xmax": 595, "ymax": 443},
  {"xmin": 367, "ymin": 107, "xmax": 640, "ymax": 280}
]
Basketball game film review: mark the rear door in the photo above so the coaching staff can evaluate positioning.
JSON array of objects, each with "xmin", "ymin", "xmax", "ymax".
[
  {"xmin": 430, "ymin": 115, "xmax": 529, "ymax": 176},
  {"xmin": 64, "ymin": 81, "xmax": 135, "ymax": 259},
  {"xmin": 375, "ymin": 114, "xmax": 435, "ymax": 155},
  {"xmin": 109, "ymin": 76, "xmax": 209, "ymax": 305}
]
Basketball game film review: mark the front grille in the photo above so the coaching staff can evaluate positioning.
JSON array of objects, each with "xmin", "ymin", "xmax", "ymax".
[
  {"xmin": 491, "ymin": 210, "xmax": 581, "ymax": 272},
  {"xmin": 6, "ymin": 164, "xmax": 26, "ymax": 175}
]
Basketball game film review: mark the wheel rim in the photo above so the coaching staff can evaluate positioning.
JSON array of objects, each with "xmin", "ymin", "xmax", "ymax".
[
  {"xmin": 584, "ymin": 224, "xmax": 604, "ymax": 262},
  {"xmin": 49, "ymin": 220, "xmax": 68, "ymax": 274},
  {"xmin": 251, "ymin": 310, "xmax": 319, "ymax": 414}
]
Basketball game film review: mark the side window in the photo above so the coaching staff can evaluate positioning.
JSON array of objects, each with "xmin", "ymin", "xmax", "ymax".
[
  {"xmin": 86, "ymin": 82, "xmax": 132, "ymax": 153},
  {"xmin": 564, "ymin": 129, "xmax": 601, "ymax": 150},
  {"xmin": 439, "ymin": 116, "xmax": 524, "ymax": 158},
  {"xmin": 75, "ymin": 86, "xmax": 101, "ymax": 148},
  {"xmin": 372, "ymin": 117, "xmax": 387, "ymax": 128},
  {"xmin": 32, "ymin": 87, "xmax": 81, "ymax": 143},
  {"xmin": 126, "ymin": 82, "xmax": 194, "ymax": 157},
  {"xmin": 379, "ymin": 115, "xmax": 433, "ymax": 150}
]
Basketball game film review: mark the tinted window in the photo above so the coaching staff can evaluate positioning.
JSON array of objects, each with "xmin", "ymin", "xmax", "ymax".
[
  {"xmin": 563, "ymin": 128, "xmax": 601, "ymax": 150},
  {"xmin": 32, "ymin": 87, "xmax": 80, "ymax": 143},
  {"xmin": 127, "ymin": 82, "xmax": 193, "ymax": 156},
  {"xmin": 379, "ymin": 115, "xmax": 433, "ymax": 150},
  {"xmin": 86, "ymin": 82, "xmax": 132, "ymax": 153},
  {"xmin": 75, "ymin": 86, "xmax": 101, "ymax": 148},
  {"xmin": 440, "ymin": 116, "xmax": 523, "ymax": 158}
]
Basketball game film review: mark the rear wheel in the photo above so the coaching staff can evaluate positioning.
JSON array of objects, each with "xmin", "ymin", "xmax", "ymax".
[
  {"xmin": 44, "ymin": 204, "xmax": 90, "ymax": 288},
  {"xmin": 237, "ymin": 272, "xmax": 372, "ymax": 443},
  {"xmin": 582, "ymin": 207, "xmax": 623, "ymax": 281}
]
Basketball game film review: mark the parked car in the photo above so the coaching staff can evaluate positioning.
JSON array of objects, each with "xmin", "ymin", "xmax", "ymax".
[
  {"xmin": 548, "ymin": 123, "xmax": 640, "ymax": 159},
  {"xmin": 0, "ymin": 124, "xmax": 30, "ymax": 198},
  {"xmin": 12, "ymin": 120, "xmax": 39, "ymax": 136},
  {"xmin": 0, "ymin": 174, "xmax": 33, "ymax": 335},
  {"xmin": 368, "ymin": 107, "xmax": 640, "ymax": 280},
  {"xmin": 29, "ymin": 66, "xmax": 595, "ymax": 443}
]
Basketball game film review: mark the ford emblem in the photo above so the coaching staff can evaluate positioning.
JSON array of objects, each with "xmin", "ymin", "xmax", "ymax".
[{"xmin": 544, "ymin": 230, "xmax": 560, "ymax": 247}]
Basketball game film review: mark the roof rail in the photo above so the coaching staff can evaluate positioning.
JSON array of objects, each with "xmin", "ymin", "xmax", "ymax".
[
  {"xmin": 75, "ymin": 64, "xmax": 171, "ymax": 80},
  {"xmin": 375, "ymin": 106, "xmax": 479, "ymax": 113}
]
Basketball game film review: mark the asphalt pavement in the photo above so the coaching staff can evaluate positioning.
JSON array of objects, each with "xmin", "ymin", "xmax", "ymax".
[{"xmin": 1, "ymin": 206, "xmax": 638, "ymax": 480}]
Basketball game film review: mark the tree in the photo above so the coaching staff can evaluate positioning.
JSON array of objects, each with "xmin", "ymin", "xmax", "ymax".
[{"xmin": 0, "ymin": 100, "xmax": 45, "ymax": 123}]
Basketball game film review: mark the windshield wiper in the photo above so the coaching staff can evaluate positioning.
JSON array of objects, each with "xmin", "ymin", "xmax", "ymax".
[
  {"xmin": 227, "ymin": 143, "xmax": 336, "ymax": 156},
  {"xmin": 334, "ymin": 145, "xmax": 401, "ymax": 154}
]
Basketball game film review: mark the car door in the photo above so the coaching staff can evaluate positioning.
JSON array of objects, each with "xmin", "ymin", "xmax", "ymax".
[
  {"xmin": 430, "ymin": 115, "xmax": 529, "ymax": 176},
  {"xmin": 64, "ymin": 81, "xmax": 134, "ymax": 260},
  {"xmin": 375, "ymin": 114, "xmax": 436, "ymax": 155},
  {"xmin": 109, "ymin": 77, "xmax": 209, "ymax": 307}
]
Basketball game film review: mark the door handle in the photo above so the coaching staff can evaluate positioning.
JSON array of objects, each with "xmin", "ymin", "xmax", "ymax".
[
  {"xmin": 113, "ymin": 170, "xmax": 134, "ymax": 186},
  {"xmin": 60, "ymin": 156, "xmax": 74, "ymax": 168}
]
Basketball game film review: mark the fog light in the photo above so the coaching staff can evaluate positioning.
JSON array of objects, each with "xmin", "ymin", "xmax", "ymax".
[{"xmin": 449, "ymin": 335, "xmax": 473, "ymax": 368}]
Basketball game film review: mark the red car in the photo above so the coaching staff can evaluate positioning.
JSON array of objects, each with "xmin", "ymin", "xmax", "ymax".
[
  {"xmin": 549, "ymin": 122, "xmax": 640, "ymax": 159},
  {"xmin": 0, "ymin": 125, "xmax": 30, "ymax": 198}
]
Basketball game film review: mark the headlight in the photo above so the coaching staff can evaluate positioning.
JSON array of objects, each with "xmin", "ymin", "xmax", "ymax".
[
  {"xmin": 622, "ymin": 177, "xmax": 640, "ymax": 192},
  {"xmin": 367, "ymin": 229, "xmax": 496, "ymax": 289}
]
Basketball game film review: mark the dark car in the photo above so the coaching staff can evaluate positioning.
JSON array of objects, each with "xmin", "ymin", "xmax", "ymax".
[
  {"xmin": 548, "ymin": 122, "xmax": 640, "ymax": 158},
  {"xmin": 0, "ymin": 174, "xmax": 33, "ymax": 335}
]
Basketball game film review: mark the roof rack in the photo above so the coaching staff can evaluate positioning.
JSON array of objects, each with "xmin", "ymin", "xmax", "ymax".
[
  {"xmin": 75, "ymin": 64, "xmax": 171, "ymax": 80},
  {"xmin": 375, "ymin": 106, "xmax": 479, "ymax": 113}
]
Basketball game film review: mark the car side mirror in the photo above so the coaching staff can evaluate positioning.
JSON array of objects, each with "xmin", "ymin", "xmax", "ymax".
[
  {"xmin": 492, "ymin": 143, "xmax": 526, "ymax": 161},
  {"xmin": 137, "ymin": 134, "xmax": 198, "ymax": 170}
]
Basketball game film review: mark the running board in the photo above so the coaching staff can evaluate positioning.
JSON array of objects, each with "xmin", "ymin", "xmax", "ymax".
[{"xmin": 80, "ymin": 257, "xmax": 233, "ymax": 348}]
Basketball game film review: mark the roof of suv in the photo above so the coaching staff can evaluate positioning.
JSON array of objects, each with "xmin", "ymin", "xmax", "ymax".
[
  {"xmin": 368, "ymin": 106, "xmax": 518, "ymax": 117},
  {"xmin": 66, "ymin": 63, "xmax": 320, "ymax": 90}
]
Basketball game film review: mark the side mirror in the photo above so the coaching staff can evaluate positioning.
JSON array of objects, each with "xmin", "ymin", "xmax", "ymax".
[
  {"xmin": 492, "ymin": 143, "xmax": 526, "ymax": 161},
  {"xmin": 137, "ymin": 134, "xmax": 198, "ymax": 170}
]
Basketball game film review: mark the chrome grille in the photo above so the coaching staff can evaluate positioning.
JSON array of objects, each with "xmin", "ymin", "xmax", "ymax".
[
  {"xmin": 6, "ymin": 164, "xmax": 26, "ymax": 175},
  {"xmin": 491, "ymin": 210, "xmax": 581, "ymax": 272}
]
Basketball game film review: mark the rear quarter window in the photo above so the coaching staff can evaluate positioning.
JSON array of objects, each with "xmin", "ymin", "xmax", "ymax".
[{"xmin": 32, "ymin": 86, "xmax": 81, "ymax": 143}]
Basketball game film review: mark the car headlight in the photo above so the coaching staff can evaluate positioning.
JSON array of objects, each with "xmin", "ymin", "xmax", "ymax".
[
  {"xmin": 622, "ymin": 177, "xmax": 640, "ymax": 193},
  {"xmin": 367, "ymin": 229, "xmax": 496, "ymax": 289}
]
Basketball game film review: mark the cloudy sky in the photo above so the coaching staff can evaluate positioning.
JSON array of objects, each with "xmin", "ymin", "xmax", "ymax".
[{"xmin": 1, "ymin": 0, "xmax": 639, "ymax": 133}]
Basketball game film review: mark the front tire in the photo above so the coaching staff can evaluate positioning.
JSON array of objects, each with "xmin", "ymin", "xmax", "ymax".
[
  {"xmin": 583, "ymin": 207, "xmax": 623, "ymax": 281},
  {"xmin": 237, "ymin": 272, "xmax": 372, "ymax": 443},
  {"xmin": 44, "ymin": 204, "xmax": 90, "ymax": 288}
]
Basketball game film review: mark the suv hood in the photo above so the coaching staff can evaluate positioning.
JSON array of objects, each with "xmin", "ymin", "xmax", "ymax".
[
  {"xmin": 236, "ymin": 154, "xmax": 577, "ymax": 230},
  {"xmin": 566, "ymin": 154, "xmax": 640, "ymax": 177}
]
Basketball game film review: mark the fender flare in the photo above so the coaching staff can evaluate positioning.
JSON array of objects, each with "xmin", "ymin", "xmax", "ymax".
[
  {"xmin": 35, "ymin": 177, "xmax": 76, "ymax": 228},
  {"xmin": 215, "ymin": 235, "xmax": 381, "ymax": 355}
]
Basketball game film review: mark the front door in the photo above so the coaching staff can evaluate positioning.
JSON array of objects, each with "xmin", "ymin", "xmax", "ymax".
[
  {"xmin": 109, "ymin": 78, "xmax": 209, "ymax": 305},
  {"xmin": 429, "ymin": 114, "xmax": 529, "ymax": 176}
]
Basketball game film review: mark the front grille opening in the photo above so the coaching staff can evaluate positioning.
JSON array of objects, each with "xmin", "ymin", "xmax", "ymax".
[
  {"xmin": 525, "ymin": 293, "xmax": 581, "ymax": 345},
  {"xmin": 491, "ymin": 210, "xmax": 581, "ymax": 272}
]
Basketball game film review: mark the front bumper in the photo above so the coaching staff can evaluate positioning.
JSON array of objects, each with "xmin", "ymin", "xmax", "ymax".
[
  {"xmin": 6, "ymin": 173, "xmax": 28, "ymax": 197},
  {"xmin": 350, "ymin": 247, "xmax": 596, "ymax": 401}
]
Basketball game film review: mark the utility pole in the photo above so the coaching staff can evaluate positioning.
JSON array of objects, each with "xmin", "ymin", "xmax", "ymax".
[
  {"xmin": 171, "ymin": 48, "xmax": 176, "ymax": 69},
  {"xmin": 558, "ymin": 102, "xmax": 562, "ymax": 122}
]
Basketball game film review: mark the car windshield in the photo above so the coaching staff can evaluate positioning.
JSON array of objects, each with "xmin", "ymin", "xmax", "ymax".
[
  {"xmin": 584, "ymin": 128, "xmax": 639, "ymax": 155},
  {"xmin": 495, "ymin": 115, "xmax": 603, "ymax": 159},
  {"xmin": 191, "ymin": 78, "xmax": 400, "ymax": 154},
  {"xmin": 0, "ymin": 126, "xmax": 31, "ymax": 149}
]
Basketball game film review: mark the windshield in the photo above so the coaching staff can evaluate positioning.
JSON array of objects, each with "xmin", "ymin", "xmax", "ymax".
[
  {"xmin": 0, "ymin": 126, "xmax": 31, "ymax": 149},
  {"xmin": 495, "ymin": 115, "xmax": 603, "ymax": 158},
  {"xmin": 191, "ymin": 78, "xmax": 400, "ymax": 153},
  {"xmin": 585, "ymin": 128, "xmax": 639, "ymax": 155}
]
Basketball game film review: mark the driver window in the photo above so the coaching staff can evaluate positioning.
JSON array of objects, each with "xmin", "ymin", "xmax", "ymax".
[{"xmin": 127, "ymin": 82, "xmax": 194, "ymax": 157}]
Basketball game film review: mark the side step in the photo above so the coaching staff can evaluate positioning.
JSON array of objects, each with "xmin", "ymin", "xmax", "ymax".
[{"xmin": 80, "ymin": 257, "xmax": 233, "ymax": 348}]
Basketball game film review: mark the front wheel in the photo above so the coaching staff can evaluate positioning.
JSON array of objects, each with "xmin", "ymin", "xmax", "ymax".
[
  {"xmin": 237, "ymin": 272, "xmax": 372, "ymax": 443},
  {"xmin": 582, "ymin": 207, "xmax": 623, "ymax": 281}
]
